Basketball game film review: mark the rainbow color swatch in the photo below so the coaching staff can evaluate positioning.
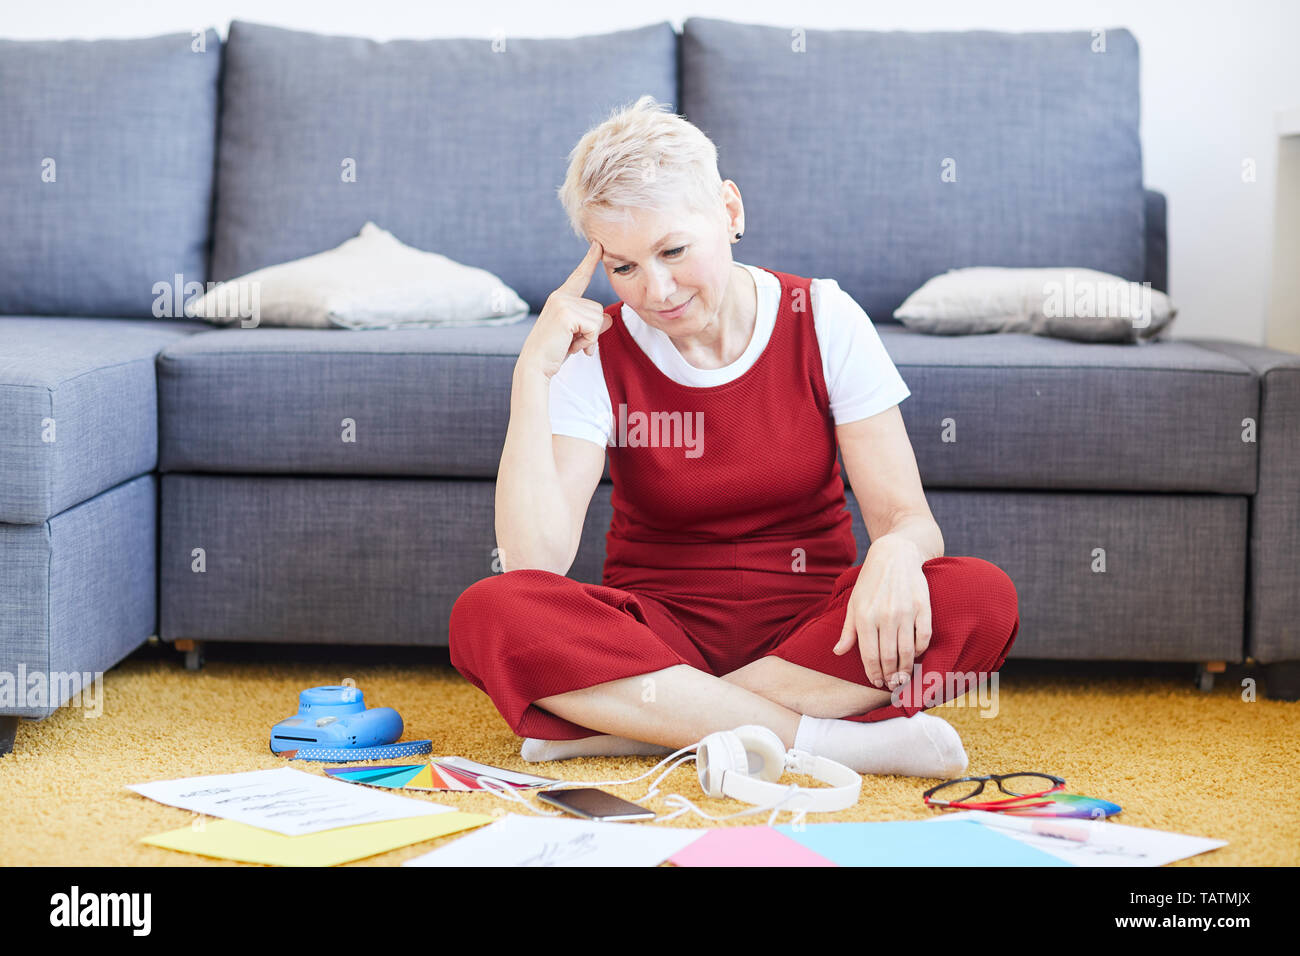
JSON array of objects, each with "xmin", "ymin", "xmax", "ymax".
[{"xmin": 324, "ymin": 759, "xmax": 554, "ymax": 792}]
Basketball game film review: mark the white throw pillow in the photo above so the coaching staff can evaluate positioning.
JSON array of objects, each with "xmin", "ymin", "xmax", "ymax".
[
  {"xmin": 893, "ymin": 267, "xmax": 1177, "ymax": 343},
  {"xmin": 184, "ymin": 222, "xmax": 531, "ymax": 329}
]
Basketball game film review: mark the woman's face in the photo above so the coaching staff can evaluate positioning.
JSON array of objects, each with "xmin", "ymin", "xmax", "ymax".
[{"xmin": 586, "ymin": 201, "xmax": 737, "ymax": 341}]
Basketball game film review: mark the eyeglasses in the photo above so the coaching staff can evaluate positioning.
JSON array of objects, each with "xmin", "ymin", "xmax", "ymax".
[{"xmin": 922, "ymin": 773, "xmax": 1066, "ymax": 812}]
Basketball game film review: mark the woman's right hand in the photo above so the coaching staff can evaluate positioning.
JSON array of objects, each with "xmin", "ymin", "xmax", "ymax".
[{"xmin": 518, "ymin": 239, "xmax": 613, "ymax": 380}]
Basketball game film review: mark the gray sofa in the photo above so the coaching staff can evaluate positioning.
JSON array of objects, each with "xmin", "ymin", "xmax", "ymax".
[{"xmin": 2, "ymin": 18, "xmax": 1297, "ymax": 756}]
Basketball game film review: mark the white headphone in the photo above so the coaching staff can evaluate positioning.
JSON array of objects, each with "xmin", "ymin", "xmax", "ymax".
[
  {"xmin": 475, "ymin": 724, "xmax": 862, "ymax": 825},
  {"xmin": 696, "ymin": 724, "xmax": 860, "ymax": 814}
]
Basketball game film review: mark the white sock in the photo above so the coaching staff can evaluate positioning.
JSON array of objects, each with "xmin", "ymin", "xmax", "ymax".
[
  {"xmin": 794, "ymin": 712, "xmax": 969, "ymax": 778},
  {"xmin": 520, "ymin": 734, "xmax": 674, "ymax": 762}
]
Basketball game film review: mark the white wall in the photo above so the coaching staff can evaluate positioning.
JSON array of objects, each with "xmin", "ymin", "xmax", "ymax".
[{"xmin": 8, "ymin": 0, "xmax": 1298, "ymax": 347}]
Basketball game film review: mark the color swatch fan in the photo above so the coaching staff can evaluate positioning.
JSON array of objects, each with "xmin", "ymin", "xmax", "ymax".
[{"xmin": 325, "ymin": 757, "xmax": 557, "ymax": 792}]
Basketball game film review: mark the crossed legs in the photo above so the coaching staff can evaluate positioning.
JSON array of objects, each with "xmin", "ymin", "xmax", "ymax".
[
  {"xmin": 532, "ymin": 657, "xmax": 893, "ymax": 751},
  {"xmin": 527, "ymin": 657, "xmax": 972, "ymax": 777}
]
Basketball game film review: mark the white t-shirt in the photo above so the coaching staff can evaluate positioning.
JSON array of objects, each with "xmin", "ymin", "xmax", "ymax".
[{"xmin": 549, "ymin": 262, "xmax": 911, "ymax": 448}]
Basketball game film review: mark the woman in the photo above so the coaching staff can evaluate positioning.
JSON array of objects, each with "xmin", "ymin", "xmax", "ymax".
[{"xmin": 449, "ymin": 96, "xmax": 1019, "ymax": 777}]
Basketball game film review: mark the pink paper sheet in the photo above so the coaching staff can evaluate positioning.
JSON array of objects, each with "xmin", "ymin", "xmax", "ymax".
[{"xmin": 669, "ymin": 826, "xmax": 836, "ymax": 867}]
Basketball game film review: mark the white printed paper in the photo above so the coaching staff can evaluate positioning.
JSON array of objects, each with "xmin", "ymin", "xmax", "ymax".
[
  {"xmin": 923, "ymin": 810, "xmax": 1228, "ymax": 866},
  {"xmin": 402, "ymin": 813, "xmax": 706, "ymax": 867},
  {"xmin": 126, "ymin": 767, "xmax": 454, "ymax": 836}
]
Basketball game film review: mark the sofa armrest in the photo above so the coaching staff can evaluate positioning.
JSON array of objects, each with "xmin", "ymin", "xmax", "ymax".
[
  {"xmin": 1180, "ymin": 339, "xmax": 1300, "ymax": 664},
  {"xmin": 1144, "ymin": 188, "xmax": 1168, "ymax": 295}
]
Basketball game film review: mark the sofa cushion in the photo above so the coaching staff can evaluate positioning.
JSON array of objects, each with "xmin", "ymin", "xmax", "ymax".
[
  {"xmin": 0, "ymin": 30, "xmax": 221, "ymax": 318},
  {"xmin": 157, "ymin": 320, "xmax": 1259, "ymax": 494},
  {"xmin": 208, "ymin": 19, "xmax": 677, "ymax": 315},
  {"xmin": 680, "ymin": 19, "xmax": 1146, "ymax": 325},
  {"xmin": 876, "ymin": 325, "xmax": 1258, "ymax": 494},
  {"xmin": 0, "ymin": 317, "xmax": 209, "ymax": 524},
  {"xmin": 157, "ymin": 323, "xmax": 535, "ymax": 478}
]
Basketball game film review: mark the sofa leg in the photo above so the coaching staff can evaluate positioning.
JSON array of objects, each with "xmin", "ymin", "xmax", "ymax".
[
  {"xmin": 175, "ymin": 639, "xmax": 205, "ymax": 671},
  {"xmin": 0, "ymin": 716, "xmax": 18, "ymax": 757},
  {"xmin": 1265, "ymin": 661, "xmax": 1300, "ymax": 702},
  {"xmin": 1195, "ymin": 661, "xmax": 1225, "ymax": 692}
]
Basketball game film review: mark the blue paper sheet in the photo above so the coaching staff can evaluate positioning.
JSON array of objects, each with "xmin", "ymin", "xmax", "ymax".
[{"xmin": 773, "ymin": 820, "xmax": 1074, "ymax": 866}]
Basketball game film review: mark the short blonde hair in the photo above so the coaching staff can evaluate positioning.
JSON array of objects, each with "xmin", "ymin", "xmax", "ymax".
[{"xmin": 557, "ymin": 94, "xmax": 726, "ymax": 241}]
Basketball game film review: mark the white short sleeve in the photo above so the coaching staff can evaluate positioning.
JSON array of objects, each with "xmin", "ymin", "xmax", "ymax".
[
  {"xmin": 811, "ymin": 278, "xmax": 911, "ymax": 424},
  {"xmin": 547, "ymin": 347, "xmax": 614, "ymax": 449}
]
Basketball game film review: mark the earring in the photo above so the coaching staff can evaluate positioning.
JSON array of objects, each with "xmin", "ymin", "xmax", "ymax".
[{"xmin": 734, "ymin": 232, "xmax": 742, "ymax": 241}]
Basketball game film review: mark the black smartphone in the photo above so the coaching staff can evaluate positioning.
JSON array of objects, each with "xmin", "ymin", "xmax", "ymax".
[{"xmin": 536, "ymin": 787, "xmax": 656, "ymax": 822}]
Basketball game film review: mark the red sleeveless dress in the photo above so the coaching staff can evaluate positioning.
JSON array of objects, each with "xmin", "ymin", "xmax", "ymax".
[{"xmin": 598, "ymin": 268, "xmax": 857, "ymax": 673}]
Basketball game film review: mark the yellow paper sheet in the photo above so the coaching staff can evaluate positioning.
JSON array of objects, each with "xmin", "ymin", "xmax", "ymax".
[{"xmin": 141, "ymin": 811, "xmax": 495, "ymax": 866}]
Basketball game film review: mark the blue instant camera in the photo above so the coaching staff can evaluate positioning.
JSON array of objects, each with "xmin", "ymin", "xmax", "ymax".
[{"xmin": 269, "ymin": 685, "xmax": 403, "ymax": 754}]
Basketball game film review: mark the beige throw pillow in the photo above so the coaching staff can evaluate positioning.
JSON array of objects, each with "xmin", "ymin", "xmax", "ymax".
[
  {"xmin": 893, "ymin": 267, "xmax": 1177, "ymax": 343},
  {"xmin": 185, "ymin": 222, "xmax": 530, "ymax": 329}
]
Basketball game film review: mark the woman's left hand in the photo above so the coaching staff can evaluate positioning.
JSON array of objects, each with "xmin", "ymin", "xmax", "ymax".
[{"xmin": 833, "ymin": 535, "xmax": 933, "ymax": 691}]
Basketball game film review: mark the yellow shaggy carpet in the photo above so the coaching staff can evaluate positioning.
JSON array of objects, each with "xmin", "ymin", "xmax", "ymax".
[{"xmin": 1, "ymin": 640, "xmax": 1296, "ymax": 866}]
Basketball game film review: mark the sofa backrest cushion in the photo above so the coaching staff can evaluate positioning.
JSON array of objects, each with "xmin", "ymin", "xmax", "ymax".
[
  {"xmin": 0, "ymin": 30, "xmax": 222, "ymax": 318},
  {"xmin": 681, "ymin": 18, "xmax": 1146, "ymax": 323},
  {"xmin": 208, "ymin": 20, "xmax": 678, "ymax": 314}
]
